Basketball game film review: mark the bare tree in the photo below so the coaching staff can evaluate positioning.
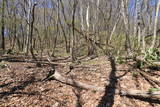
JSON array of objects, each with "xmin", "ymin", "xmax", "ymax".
[
  {"xmin": 30, "ymin": 2, "xmax": 37, "ymax": 59},
  {"xmin": 70, "ymin": 0, "xmax": 78, "ymax": 61},
  {"xmin": 1, "ymin": 0, "xmax": 159, "ymax": 61},
  {"xmin": 121, "ymin": 0, "xmax": 131, "ymax": 53},
  {"xmin": 151, "ymin": 0, "xmax": 160, "ymax": 48},
  {"xmin": 1, "ymin": 0, "xmax": 5, "ymax": 50}
]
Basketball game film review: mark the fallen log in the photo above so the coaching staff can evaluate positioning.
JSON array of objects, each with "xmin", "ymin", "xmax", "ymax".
[
  {"xmin": 120, "ymin": 89, "xmax": 160, "ymax": 99},
  {"xmin": 45, "ymin": 70, "xmax": 160, "ymax": 100},
  {"xmin": 140, "ymin": 71, "xmax": 160, "ymax": 85},
  {"xmin": 51, "ymin": 70, "xmax": 106, "ymax": 92},
  {"xmin": 120, "ymin": 55, "xmax": 160, "ymax": 67},
  {"xmin": 45, "ymin": 57, "xmax": 160, "ymax": 100},
  {"xmin": 0, "ymin": 55, "xmax": 67, "ymax": 67},
  {"xmin": 136, "ymin": 56, "xmax": 160, "ymax": 67}
]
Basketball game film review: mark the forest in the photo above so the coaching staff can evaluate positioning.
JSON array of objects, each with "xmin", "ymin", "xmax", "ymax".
[{"xmin": 0, "ymin": 0, "xmax": 160, "ymax": 106}]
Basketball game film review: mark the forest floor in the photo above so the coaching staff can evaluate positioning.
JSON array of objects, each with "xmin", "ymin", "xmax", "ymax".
[{"xmin": 0, "ymin": 55, "xmax": 160, "ymax": 107}]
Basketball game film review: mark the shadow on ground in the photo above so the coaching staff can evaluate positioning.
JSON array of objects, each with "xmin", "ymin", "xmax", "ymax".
[
  {"xmin": 0, "ymin": 75, "xmax": 41, "ymax": 99},
  {"xmin": 97, "ymin": 55, "xmax": 118, "ymax": 107}
]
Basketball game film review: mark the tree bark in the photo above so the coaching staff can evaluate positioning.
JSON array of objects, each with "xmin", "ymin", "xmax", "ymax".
[
  {"xmin": 30, "ymin": 2, "xmax": 37, "ymax": 60},
  {"xmin": 1, "ymin": 0, "xmax": 5, "ymax": 50},
  {"xmin": 151, "ymin": 0, "xmax": 160, "ymax": 48},
  {"xmin": 70, "ymin": 0, "xmax": 78, "ymax": 61},
  {"xmin": 121, "ymin": 0, "xmax": 131, "ymax": 53}
]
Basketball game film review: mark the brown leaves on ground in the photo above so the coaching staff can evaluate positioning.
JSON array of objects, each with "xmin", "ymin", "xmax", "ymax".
[{"xmin": 0, "ymin": 56, "xmax": 160, "ymax": 107}]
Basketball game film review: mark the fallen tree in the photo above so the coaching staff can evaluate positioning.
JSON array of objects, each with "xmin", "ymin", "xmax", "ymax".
[
  {"xmin": 120, "ymin": 89, "xmax": 160, "ymax": 99},
  {"xmin": 140, "ymin": 71, "xmax": 160, "ymax": 85},
  {"xmin": 44, "ymin": 69, "xmax": 160, "ymax": 100},
  {"xmin": 42, "ymin": 56, "xmax": 160, "ymax": 101},
  {"xmin": 0, "ymin": 55, "xmax": 67, "ymax": 67},
  {"xmin": 135, "ymin": 56, "xmax": 160, "ymax": 67}
]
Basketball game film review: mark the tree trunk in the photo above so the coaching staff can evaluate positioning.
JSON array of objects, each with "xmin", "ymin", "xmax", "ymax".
[
  {"xmin": 86, "ymin": 2, "xmax": 95, "ymax": 56},
  {"xmin": 1, "ymin": 0, "xmax": 5, "ymax": 50},
  {"xmin": 151, "ymin": 0, "xmax": 160, "ymax": 48},
  {"xmin": 70, "ymin": 0, "xmax": 78, "ymax": 61},
  {"xmin": 24, "ymin": 0, "xmax": 31, "ymax": 55},
  {"xmin": 30, "ymin": 2, "xmax": 37, "ymax": 60},
  {"xmin": 121, "ymin": 0, "xmax": 131, "ymax": 53}
]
